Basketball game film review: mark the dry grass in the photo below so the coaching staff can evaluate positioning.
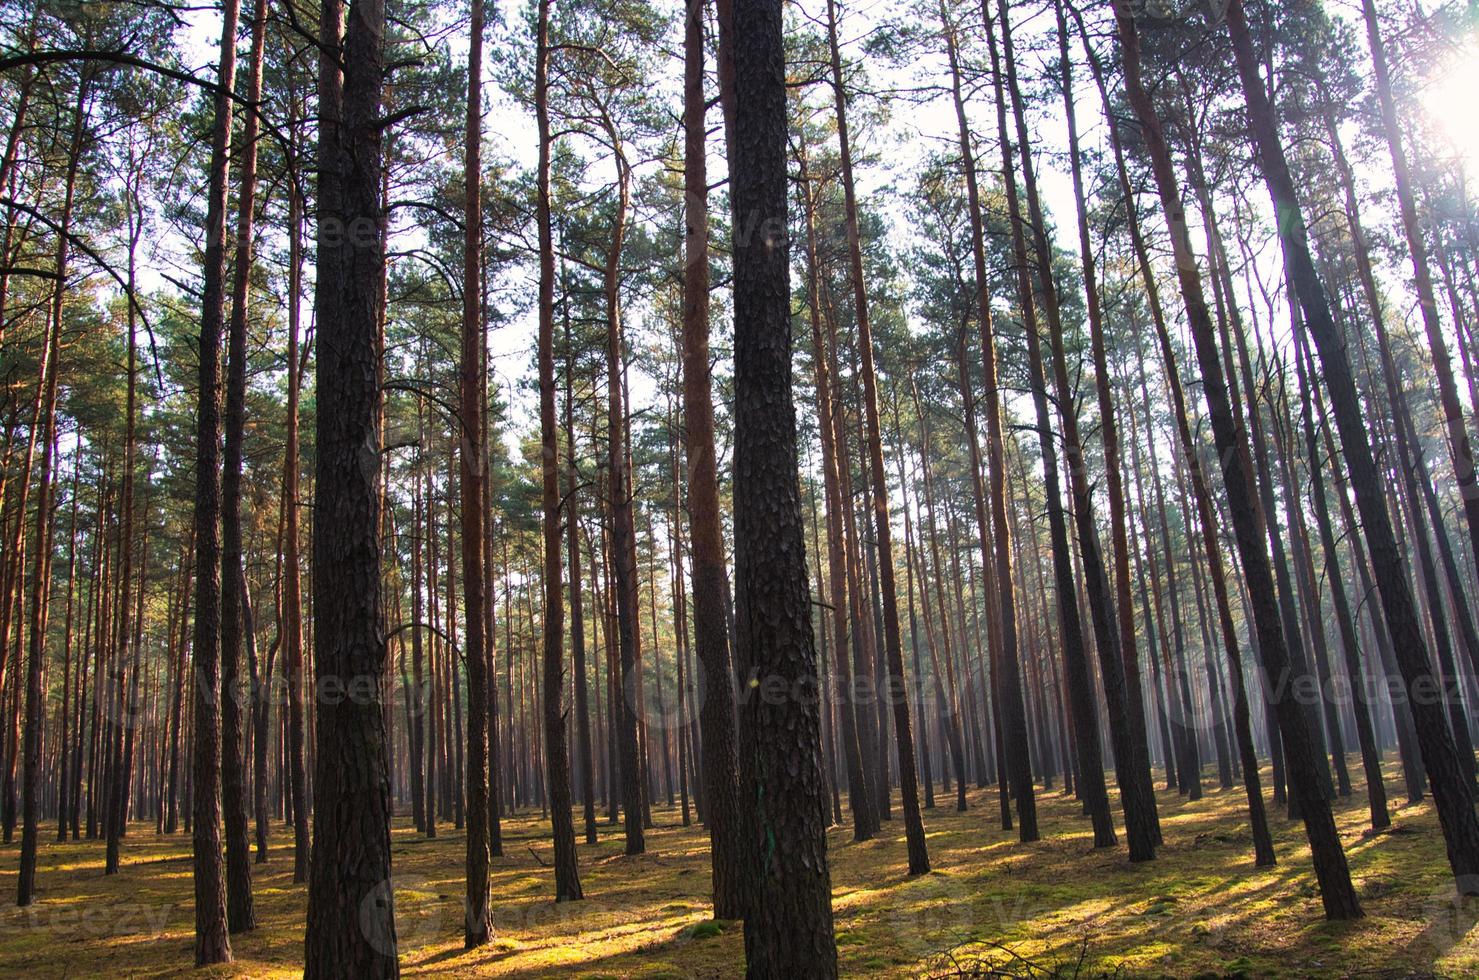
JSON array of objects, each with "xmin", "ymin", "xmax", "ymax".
[{"xmin": 1, "ymin": 759, "xmax": 1477, "ymax": 977}]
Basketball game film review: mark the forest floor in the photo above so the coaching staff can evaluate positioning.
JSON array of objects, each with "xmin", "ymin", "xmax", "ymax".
[{"xmin": 1, "ymin": 759, "xmax": 1476, "ymax": 978}]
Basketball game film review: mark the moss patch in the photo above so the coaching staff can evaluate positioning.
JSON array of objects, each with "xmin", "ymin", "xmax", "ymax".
[{"xmin": 1, "ymin": 756, "xmax": 1475, "ymax": 977}]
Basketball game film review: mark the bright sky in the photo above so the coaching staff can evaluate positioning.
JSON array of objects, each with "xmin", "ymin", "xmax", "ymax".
[{"xmin": 152, "ymin": 0, "xmax": 1479, "ymax": 480}]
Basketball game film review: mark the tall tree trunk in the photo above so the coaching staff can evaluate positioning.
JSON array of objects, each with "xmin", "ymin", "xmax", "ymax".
[
  {"xmin": 913, "ymin": 375, "xmax": 969, "ymax": 813},
  {"xmin": 1359, "ymin": 0, "xmax": 1479, "ymax": 585},
  {"xmin": 1053, "ymin": 0, "xmax": 1159, "ymax": 855},
  {"xmin": 56, "ymin": 452, "xmax": 82, "ymax": 843},
  {"xmin": 984, "ymin": 0, "xmax": 1114, "ymax": 847},
  {"xmin": 797, "ymin": 142, "xmax": 874, "ymax": 844},
  {"xmin": 304, "ymin": 0, "xmax": 398, "ymax": 970},
  {"xmin": 189, "ymin": 0, "xmax": 241, "ymax": 956},
  {"xmin": 727, "ymin": 0, "xmax": 838, "ymax": 968},
  {"xmin": 218, "ymin": 0, "xmax": 267, "ymax": 928},
  {"xmin": 1073, "ymin": 0, "xmax": 1275, "ymax": 863},
  {"xmin": 597, "ymin": 115, "xmax": 644, "ymax": 858},
  {"xmin": 282, "ymin": 82, "xmax": 311, "ymax": 883},
  {"xmin": 940, "ymin": 2, "xmax": 1036, "ymax": 839},
  {"xmin": 680, "ymin": 0, "xmax": 744, "ymax": 909},
  {"xmin": 16, "ymin": 155, "xmax": 70, "ymax": 908},
  {"xmin": 1220, "ymin": 0, "xmax": 1479, "ymax": 895},
  {"xmin": 823, "ymin": 0, "xmax": 928, "ymax": 874},
  {"xmin": 565, "ymin": 276, "xmax": 597, "ymax": 849},
  {"xmin": 1115, "ymin": 4, "xmax": 1360, "ymax": 918},
  {"xmin": 534, "ymin": 0, "xmax": 582, "ymax": 903},
  {"xmin": 1295, "ymin": 331, "xmax": 1390, "ymax": 828},
  {"xmin": 462, "ymin": 0, "xmax": 496, "ymax": 942}
]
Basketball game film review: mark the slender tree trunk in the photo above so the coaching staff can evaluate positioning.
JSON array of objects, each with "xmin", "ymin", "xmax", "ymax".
[
  {"xmin": 797, "ymin": 143, "xmax": 874, "ymax": 844},
  {"xmin": 984, "ymin": 0, "xmax": 1113, "ymax": 847},
  {"xmin": 1295, "ymin": 331, "xmax": 1390, "ymax": 828},
  {"xmin": 1359, "ymin": 0, "xmax": 1479, "ymax": 587},
  {"xmin": 533, "ymin": 0, "xmax": 582, "ymax": 902},
  {"xmin": 282, "ymin": 86, "xmax": 311, "ymax": 883},
  {"xmin": 1073, "ymin": 0, "xmax": 1276, "ymax": 863},
  {"xmin": 677, "ymin": 1, "xmax": 745, "ymax": 875},
  {"xmin": 565, "ymin": 280, "xmax": 597, "ymax": 849},
  {"xmin": 16, "ymin": 153, "xmax": 71, "ymax": 906},
  {"xmin": 56, "ymin": 452, "xmax": 81, "ymax": 843},
  {"xmin": 462, "ymin": 0, "xmax": 496, "ymax": 941},
  {"xmin": 941, "ymin": 3, "xmax": 1036, "ymax": 839},
  {"xmin": 823, "ymin": 0, "xmax": 928, "ymax": 875},
  {"xmin": 1053, "ymin": 0, "xmax": 1159, "ymax": 855},
  {"xmin": 188, "ymin": 0, "xmax": 241, "ymax": 956},
  {"xmin": 1116, "ymin": 3, "xmax": 1360, "ymax": 918},
  {"xmin": 1224, "ymin": 0, "xmax": 1479, "ymax": 893},
  {"xmin": 218, "ymin": 0, "xmax": 267, "ymax": 927}
]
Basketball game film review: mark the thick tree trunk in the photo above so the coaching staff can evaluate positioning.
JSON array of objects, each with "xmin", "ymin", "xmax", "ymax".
[
  {"xmin": 728, "ymin": 0, "xmax": 838, "ymax": 969},
  {"xmin": 303, "ymin": 0, "xmax": 398, "ymax": 970}
]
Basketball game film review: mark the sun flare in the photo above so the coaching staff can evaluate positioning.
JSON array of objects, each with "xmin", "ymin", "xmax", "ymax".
[{"xmin": 1422, "ymin": 42, "xmax": 1479, "ymax": 177}]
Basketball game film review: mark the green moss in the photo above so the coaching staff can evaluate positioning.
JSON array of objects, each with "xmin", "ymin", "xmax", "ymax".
[
  {"xmin": 1, "ymin": 757, "xmax": 1474, "ymax": 977},
  {"xmin": 682, "ymin": 920, "xmax": 724, "ymax": 940}
]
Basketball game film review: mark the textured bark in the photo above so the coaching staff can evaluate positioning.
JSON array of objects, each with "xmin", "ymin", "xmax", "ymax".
[
  {"xmin": 303, "ymin": 0, "xmax": 398, "ymax": 969},
  {"xmin": 189, "ymin": 0, "xmax": 240, "ymax": 957},
  {"xmin": 534, "ymin": 0, "xmax": 582, "ymax": 904},
  {"xmin": 728, "ymin": 0, "xmax": 838, "ymax": 969},
  {"xmin": 463, "ymin": 0, "xmax": 496, "ymax": 943},
  {"xmin": 218, "ymin": 0, "xmax": 267, "ymax": 927},
  {"xmin": 1116, "ymin": 5, "xmax": 1359, "ymax": 917},
  {"xmin": 682, "ymin": 0, "xmax": 743, "ymax": 913}
]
